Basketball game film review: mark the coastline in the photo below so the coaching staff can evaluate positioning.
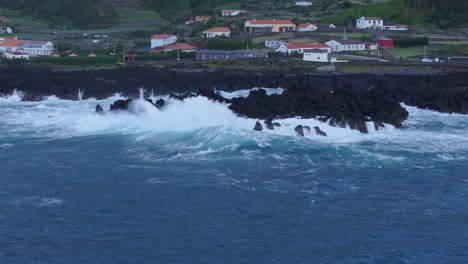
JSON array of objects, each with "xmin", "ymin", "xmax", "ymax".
[{"xmin": 1, "ymin": 63, "xmax": 467, "ymax": 133}]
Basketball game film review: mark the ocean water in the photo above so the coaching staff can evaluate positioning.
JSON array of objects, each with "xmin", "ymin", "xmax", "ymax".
[{"xmin": 0, "ymin": 90, "xmax": 467, "ymax": 264}]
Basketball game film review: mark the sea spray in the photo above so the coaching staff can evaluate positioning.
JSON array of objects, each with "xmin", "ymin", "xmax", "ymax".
[
  {"xmin": 138, "ymin": 87, "xmax": 146, "ymax": 99},
  {"xmin": 78, "ymin": 89, "xmax": 85, "ymax": 101}
]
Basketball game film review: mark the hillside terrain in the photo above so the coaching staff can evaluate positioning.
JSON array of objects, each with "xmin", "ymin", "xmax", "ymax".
[{"xmin": 0, "ymin": 0, "xmax": 466, "ymax": 29}]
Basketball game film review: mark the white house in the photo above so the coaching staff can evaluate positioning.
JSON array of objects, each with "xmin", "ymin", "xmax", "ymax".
[
  {"xmin": 3, "ymin": 51, "xmax": 29, "ymax": 60},
  {"xmin": 297, "ymin": 23, "xmax": 317, "ymax": 32},
  {"xmin": 151, "ymin": 34, "xmax": 177, "ymax": 48},
  {"xmin": 0, "ymin": 37, "xmax": 23, "ymax": 52},
  {"xmin": 303, "ymin": 49, "xmax": 328, "ymax": 62},
  {"xmin": 276, "ymin": 43, "xmax": 331, "ymax": 54},
  {"xmin": 265, "ymin": 40, "xmax": 286, "ymax": 49},
  {"xmin": 383, "ymin": 24, "xmax": 408, "ymax": 31},
  {"xmin": 202, "ymin": 27, "xmax": 231, "ymax": 38},
  {"xmin": 22, "ymin": 40, "xmax": 54, "ymax": 56},
  {"xmin": 325, "ymin": 39, "xmax": 366, "ymax": 53},
  {"xmin": 221, "ymin": 10, "xmax": 246, "ymax": 16},
  {"xmin": 295, "ymin": 1, "xmax": 313, "ymax": 6},
  {"xmin": 356, "ymin": 16, "xmax": 383, "ymax": 30}
]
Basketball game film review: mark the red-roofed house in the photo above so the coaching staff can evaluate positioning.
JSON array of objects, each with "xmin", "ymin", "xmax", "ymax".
[
  {"xmin": 276, "ymin": 43, "xmax": 331, "ymax": 54},
  {"xmin": 164, "ymin": 43, "xmax": 198, "ymax": 52},
  {"xmin": 0, "ymin": 37, "xmax": 24, "ymax": 52},
  {"xmin": 202, "ymin": 27, "xmax": 231, "ymax": 38},
  {"xmin": 151, "ymin": 34, "xmax": 177, "ymax": 48},
  {"xmin": 297, "ymin": 23, "xmax": 317, "ymax": 32},
  {"xmin": 356, "ymin": 16, "xmax": 384, "ymax": 29},
  {"xmin": 244, "ymin": 19, "xmax": 295, "ymax": 33},
  {"xmin": 325, "ymin": 39, "xmax": 366, "ymax": 52}
]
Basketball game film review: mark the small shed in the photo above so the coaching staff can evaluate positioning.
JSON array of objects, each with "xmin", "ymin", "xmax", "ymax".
[{"xmin": 378, "ymin": 38, "xmax": 394, "ymax": 48}]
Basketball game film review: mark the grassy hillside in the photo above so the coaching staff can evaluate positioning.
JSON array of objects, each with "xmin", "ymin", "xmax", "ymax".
[
  {"xmin": 320, "ymin": 0, "xmax": 468, "ymax": 28},
  {"xmin": 143, "ymin": 0, "xmax": 240, "ymax": 21}
]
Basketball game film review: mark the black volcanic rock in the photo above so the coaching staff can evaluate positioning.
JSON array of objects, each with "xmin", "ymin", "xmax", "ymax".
[
  {"xmin": 2, "ymin": 66, "xmax": 467, "ymax": 133},
  {"xmin": 314, "ymin": 126, "xmax": 327, "ymax": 137},
  {"xmin": 155, "ymin": 99, "xmax": 165, "ymax": 108},
  {"xmin": 110, "ymin": 99, "xmax": 132, "ymax": 111},
  {"xmin": 253, "ymin": 122, "xmax": 263, "ymax": 131},
  {"xmin": 295, "ymin": 125, "xmax": 304, "ymax": 137},
  {"xmin": 264, "ymin": 118, "xmax": 274, "ymax": 130},
  {"xmin": 95, "ymin": 104, "xmax": 104, "ymax": 113}
]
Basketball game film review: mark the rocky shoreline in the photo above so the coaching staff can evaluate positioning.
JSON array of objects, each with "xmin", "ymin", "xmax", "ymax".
[{"xmin": 1, "ymin": 65, "xmax": 467, "ymax": 133}]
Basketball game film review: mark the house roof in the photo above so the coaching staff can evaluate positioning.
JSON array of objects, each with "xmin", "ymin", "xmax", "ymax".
[
  {"xmin": 164, "ymin": 42, "xmax": 198, "ymax": 50},
  {"xmin": 87, "ymin": 53, "xmax": 97, "ymax": 57},
  {"xmin": 0, "ymin": 38, "xmax": 23, "ymax": 47},
  {"xmin": 203, "ymin": 27, "xmax": 231, "ymax": 33},
  {"xmin": 298, "ymin": 23, "xmax": 314, "ymax": 28},
  {"xmin": 284, "ymin": 43, "xmax": 330, "ymax": 49},
  {"xmin": 68, "ymin": 53, "xmax": 78, "ymax": 57},
  {"xmin": 333, "ymin": 39, "xmax": 365, "ymax": 45},
  {"xmin": 303, "ymin": 49, "xmax": 328, "ymax": 54},
  {"xmin": 222, "ymin": 10, "xmax": 239, "ymax": 15},
  {"xmin": 363, "ymin": 16, "xmax": 382, "ymax": 20},
  {"xmin": 246, "ymin": 19, "xmax": 294, "ymax": 25},
  {"xmin": 152, "ymin": 34, "xmax": 175, "ymax": 40},
  {"xmin": 149, "ymin": 49, "xmax": 163, "ymax": 54},
  {"xmin": 50, "ymin": 54, "xmax": 61, "ymax": 57}
]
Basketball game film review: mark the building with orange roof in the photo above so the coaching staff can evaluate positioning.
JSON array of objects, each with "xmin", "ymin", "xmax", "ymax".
[
  {"xmin": 0, "ymin": 37, "xmax": 24, "ymax": 52},
  {"xmin": 297, "ymin": 22, "xmax": 317, "ymax": 32},
  {"xmin": 202, "ymin": 27, "xmax": 231, "ymax": 38},
  {"xmin": 68, "ymin": 53, "xmax": 78, "ymax": 57},
  {"xmin": 195, "ymin": 16, "xmax": 212, "ymax": 23},
  {"xmin": 164, "ymin": 43, "xmax": 198, "ymax": 52},
  {"xmin": 244, "ymin": 19, "xmax": 295, "ymax": 33},
  {"xmin": 151, "ymin": 34, "xmax": 177, "ymax": 48}
]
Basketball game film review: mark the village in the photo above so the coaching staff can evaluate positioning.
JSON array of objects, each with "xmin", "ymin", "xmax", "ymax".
[{"xmin": 0, "ymin": 0, "xmax": 467, "ymax": 68}]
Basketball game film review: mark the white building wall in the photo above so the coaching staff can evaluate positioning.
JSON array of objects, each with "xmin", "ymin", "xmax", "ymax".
[
  {"xmin": 356, "ymin": 17, "xmax": 383, "ymax": 29},
  {"xmin": 151, "ymin": 36, "xmax": 177, "ymax": 48},
  {"xmin": 303, "ymin": 52, "xmax": 328, "ymax": 62},
  {"xmin": 298, "ymin": 24, "xmax": 317, "ymax": 32},
  {"xmin": 203, "ymin": 32, "xmax": 230, "ymax": 38}
]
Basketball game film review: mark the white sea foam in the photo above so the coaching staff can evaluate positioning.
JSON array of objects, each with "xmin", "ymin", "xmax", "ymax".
[
  {"xmin": 0, "ymin": 90, "xmax": 467, "ymax": 159},
  {"xmin": 217, "ymin": 87, "xmax": 285, "ymax": 99}
]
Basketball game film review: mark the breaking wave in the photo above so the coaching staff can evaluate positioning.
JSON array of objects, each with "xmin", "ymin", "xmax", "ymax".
[{"xmin": 0, "ymin": 89, "xmax": 467, "ymax": 162}]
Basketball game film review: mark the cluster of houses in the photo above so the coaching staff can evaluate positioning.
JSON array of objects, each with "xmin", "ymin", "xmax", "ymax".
[{"xmin": 0, "ymin": 37, "xmax": 55, "ymax": 59}]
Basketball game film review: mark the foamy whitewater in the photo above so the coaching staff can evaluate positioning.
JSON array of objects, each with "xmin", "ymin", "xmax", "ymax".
[{"xmin": 1, "ymin": 89, "xmax": 467, "ymax": 263}]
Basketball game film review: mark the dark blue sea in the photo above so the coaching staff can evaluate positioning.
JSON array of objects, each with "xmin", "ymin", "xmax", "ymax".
[{"xmin": 1, "ymin": 90, "xmax": 467, "ymax": 263}]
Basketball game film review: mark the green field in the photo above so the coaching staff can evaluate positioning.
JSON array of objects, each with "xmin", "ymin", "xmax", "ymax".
[
  {"xmin": 322, "ymin": 32, "xmax": 369, "ymax": 39},
  {"xmin": 117, "ymin": 8, "xmax": 161, "ymax": 20},
  {"xmin": 386, "ymin": 46, "xmax": 435, "ymax": 58},
  {"xmin": 0, "ymin": 8, "xmax": 49, "ymax": 29},
  {"xmin": 320, "ymin": 0, "xmax": 425, "ymax": 26}
]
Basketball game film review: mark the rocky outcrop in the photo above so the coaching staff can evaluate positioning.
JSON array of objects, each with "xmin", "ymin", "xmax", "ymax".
[
  {"xmin": 95, "ymin": 104, "xmax": 104, "ymax": 113},
  {"xmin": 228, "ymin": 87, "xmax": 409, "ymax": 133},
  {"xmin": 253, "ymin": 122, "xmax": 263, "ymax": 131},
  {"xmin": 2, "ymin": 65, "xmax": 467, "ymax": 133},
  {"xmin": 314, "ymin": 126, "xmax": 327, "ymax": 137}
]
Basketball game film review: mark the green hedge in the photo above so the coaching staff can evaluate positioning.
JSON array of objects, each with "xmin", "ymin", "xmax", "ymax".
[{"xmin": 394, "ymin": 37, "xmax": 429, "ymax": 48}]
